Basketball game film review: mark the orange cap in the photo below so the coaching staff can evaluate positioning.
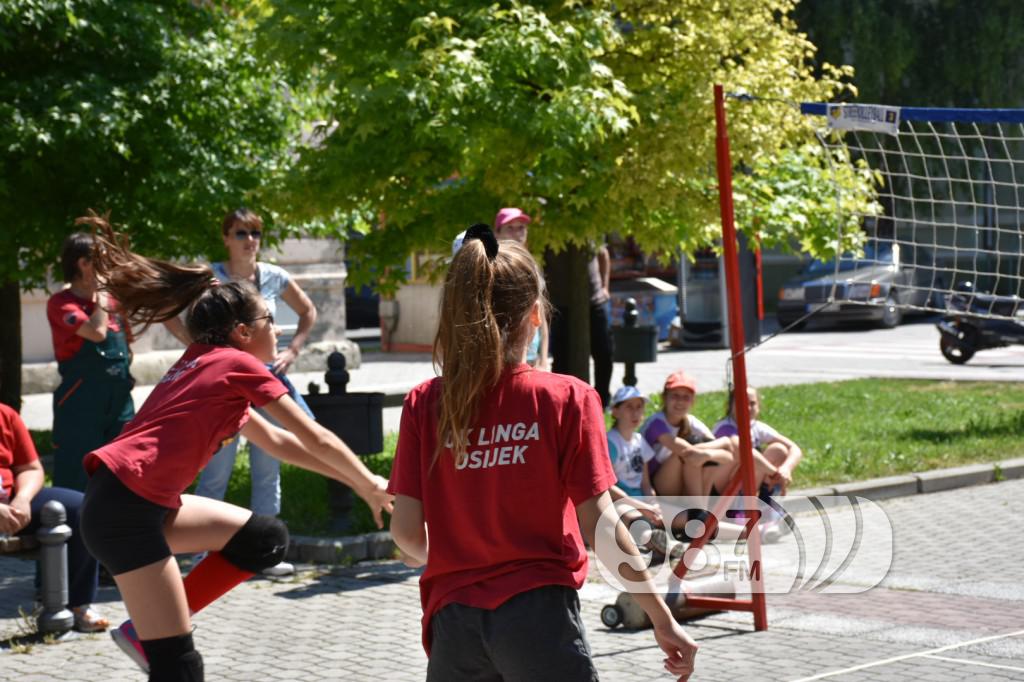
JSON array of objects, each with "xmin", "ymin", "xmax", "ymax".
[{"xmin": 664, "ymin": 370, "xmax": 697, "ymax": 394}]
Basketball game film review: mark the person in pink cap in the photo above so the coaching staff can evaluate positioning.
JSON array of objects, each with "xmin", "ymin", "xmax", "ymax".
[
  {"xmin": 493, "ymin": 207, "xmax": 549, "ymax": 370},
  {"xmin": 493, "ymin": 207, "xmax": 530, "ymax": 242}
]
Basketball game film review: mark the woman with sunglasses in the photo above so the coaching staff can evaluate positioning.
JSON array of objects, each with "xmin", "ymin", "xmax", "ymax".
[{"xmin": 175, "ymin": 208, "xmax": 318, "ymax": 576}]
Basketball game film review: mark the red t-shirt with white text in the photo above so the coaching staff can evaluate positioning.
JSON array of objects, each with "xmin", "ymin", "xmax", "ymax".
[
  {"xmin": 46, "ymin": 289, "xmax": 127, "ymax": 361},
  {"xmin": 0, "ymin": 403, "xmax": 39, "ymax": 502},
  {"xmin": 85, "ymin": 344, "xmax": 287, "ymax": 508},
  {"xmin": 388, "ymin": 365, "xmax": 616, "ymax": 653}
]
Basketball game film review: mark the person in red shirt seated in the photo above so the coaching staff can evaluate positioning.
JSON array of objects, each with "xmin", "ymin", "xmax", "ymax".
[
  {"xmin": 0, "ymin": 402, "xmax": 109, "ymax": 632},
  {"xmin": 388, "ymin": 224, "xmax": 699, "ymax": 681},
  {"xmin": 73, "ymin": 214, "xmax": 393, "ymax": 682}
]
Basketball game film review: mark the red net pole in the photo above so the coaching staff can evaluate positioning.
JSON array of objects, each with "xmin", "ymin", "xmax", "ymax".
[{"xmin": 713, "ymin": 84, "xmax": 768, "ymax": 631}]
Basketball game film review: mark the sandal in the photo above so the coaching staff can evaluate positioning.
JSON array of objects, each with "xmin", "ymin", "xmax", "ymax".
[{"xmin": 72, "ymin": 605, "xmax": 110, "ymax": 633}]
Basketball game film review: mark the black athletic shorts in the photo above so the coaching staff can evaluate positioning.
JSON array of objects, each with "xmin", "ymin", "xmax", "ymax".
[
  {"xmin": 80, "ymin": 463, "xmax": 174, "ymax": 575},
  {"xmin": 427, "ymin": 585, "xmax": 598, "ymax": 682}
]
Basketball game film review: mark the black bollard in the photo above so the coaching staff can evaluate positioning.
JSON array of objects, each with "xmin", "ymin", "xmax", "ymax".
[
  {"xmin": 303, "ymin": 351, "xmax": 383, "ymax": 534},
  {"xmin": 325, "ymin": 352, "xmax": 350, "ymax": 395},
  {"xmin": 36, "ymin": 500, "xmax": 74, "ymax": 633},
  {"xmin": 612, "ymin": 297, "xmax": 658, "ymax": 387}
]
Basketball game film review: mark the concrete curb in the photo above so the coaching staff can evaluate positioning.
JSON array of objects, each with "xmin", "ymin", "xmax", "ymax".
[
  {"xmin": 916, "ymin": 463, "xmax": 995, "ymax": 493},
  {"xmin": 832, "ymin": 474, "xmax": 919, "ymax": 501},
  {"xmin": 292, "ymin": 457, "xmax": 1024, "ymax": 566},
  {"xmin": 287, "ymin": 531, "xmax": 393, "ymax": 565},
  {"xmin": 997, "ymin": 457, "xmax": 1024, "ymax": 480}
]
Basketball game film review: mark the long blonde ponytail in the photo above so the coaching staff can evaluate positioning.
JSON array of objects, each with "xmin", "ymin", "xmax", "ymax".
[{"xmin": 433, "ymin": 234, "xmax": 548, "ymax": 463}]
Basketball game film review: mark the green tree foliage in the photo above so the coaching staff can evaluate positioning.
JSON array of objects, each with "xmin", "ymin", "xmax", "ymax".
[
  {"xmin": 795, "ymin": 0, "xmax": 1024, "ymax": 107},
  {"xmin": 733, "ymin": 143, "xmax": 881, "ymax": 258},
  {"xmin": 264, "ymin": 0, "xmax": 874, "ymax": 291},
  {"xmin": 0, "ymin": 0, "xmax": 304, "ymax": 405}
]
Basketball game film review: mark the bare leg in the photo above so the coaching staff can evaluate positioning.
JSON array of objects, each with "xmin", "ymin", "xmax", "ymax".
[
  {"xmin": 113, "ymin": 558, "xmax": 190, "ymax": 641},
  {"xmin": 653, "ymin": 456, "xmax": 688, "ymax": 496},
  {"xmin": 164, "ymin": 494, "xmax": 253, "ymax": 555},
  {"xmin": 114, "ymin": 495, "xmax": 253, "ymax": 641},
  {"xmin": 762, "ymin": 443, "xmax": 788, "ymax": 469}
]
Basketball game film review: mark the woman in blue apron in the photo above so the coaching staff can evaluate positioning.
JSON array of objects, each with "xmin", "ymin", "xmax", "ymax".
[{"xmin": 47, "ymin": 232, "xmax": 135, "ymax": 492}]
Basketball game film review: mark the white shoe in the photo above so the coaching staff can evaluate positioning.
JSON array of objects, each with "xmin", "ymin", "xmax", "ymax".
[
  {"xmin": 761, "ymin": 524, "xmax": 783, "ymax": 544},
  {"xmin": 262, "ymin": 560, "xmax": 295, "ymax": 577}
]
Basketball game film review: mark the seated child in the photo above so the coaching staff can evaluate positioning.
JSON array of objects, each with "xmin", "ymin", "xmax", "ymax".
[
  {"xmin": 713, "ymin": 386, "xmax": 802, "ymax": 540},
  {"xmin": 606, "ymin": 385, "xmax": 659, "ymax": 514},
  {"xmin": 607, "ymin": 385, "xmax": 686, "ymax": 559},
  {"xmin": 641, "ymin": 371, "xmax": 777, "ymax": 500},
  {"xmin": 641, "ymin": 371, "xmax": 777, "ymax": 544},
  {"xmin": 712, "ymin": 387, "xmax": 802, "ymax": 496}
]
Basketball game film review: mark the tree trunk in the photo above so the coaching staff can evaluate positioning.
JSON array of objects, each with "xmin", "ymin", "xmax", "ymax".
[
  {"xmin": 544, "ymin": 243, "xmax": 591, "ymax": 382},
  {"xmin": 0, "ymin": 280, "xmax": 22, "ymax": 410}
]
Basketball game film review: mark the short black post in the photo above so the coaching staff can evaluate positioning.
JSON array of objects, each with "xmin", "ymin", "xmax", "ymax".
[
  {"xmin": 304, "ymin": 352, "xmax": 384, "ymax": 535},
  {"xmin": 324, "ymin": 353, "xmax": 353, "ymax": 532},
  {"xmin": 36, "ymin": 500, "xmax": 73, "ymax": 633},
  {"xmin": 325, "ymin": 351, "xmax": 350, "ymax": 396},
  {"xmin": 623, "ymin": 298, "xmax": 639, "ymax": 387},
  {"xmin": 612, "ymin": 297, "xmax": 658, "ymax": 387}
]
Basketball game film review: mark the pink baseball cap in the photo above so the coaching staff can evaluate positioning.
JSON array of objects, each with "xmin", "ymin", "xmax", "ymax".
[
  {"xmin": 494, "ymin": 207, "xmax": 531, "ymax": 231},
  {"xmin": 664, "ymin": 370, "xmax": 697, "ymax": 394}
]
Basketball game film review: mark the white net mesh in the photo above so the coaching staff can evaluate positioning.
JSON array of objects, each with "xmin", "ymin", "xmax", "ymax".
[{"xmin": 802, "ymin": 104, "xmax": 1024, "ymax": 321}]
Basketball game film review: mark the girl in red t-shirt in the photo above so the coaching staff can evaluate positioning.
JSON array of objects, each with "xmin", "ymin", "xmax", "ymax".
[
  {"xmin": 388, "ymin": 225, "xmax": 698, "ymax": 681},
  {"xmin": 74, "ymin": 215, "xmax": 393, "ymax": 682}
]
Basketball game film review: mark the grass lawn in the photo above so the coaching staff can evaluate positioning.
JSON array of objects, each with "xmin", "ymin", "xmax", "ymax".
[
  {"xmin": 29, "ymin": 379, "xmax": 1024, "ymax": 535},
  {"xmin": 684, "ymin": 378, "xmax": 1024, "ymax": 487}
]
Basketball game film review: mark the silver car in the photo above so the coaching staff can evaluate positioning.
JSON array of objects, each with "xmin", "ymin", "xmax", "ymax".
[{"xmin": 776, "ymin": 240, "xmax": 940, "ymax": 329}]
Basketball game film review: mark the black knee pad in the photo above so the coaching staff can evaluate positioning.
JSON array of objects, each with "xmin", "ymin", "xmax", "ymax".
[
  {"xmin": 220, "ymin": 514, "xmax": 289, "ymax": 573},
  {"xmin": 142, "ymin": 633, "xmax": 204, "ymax": 682}
]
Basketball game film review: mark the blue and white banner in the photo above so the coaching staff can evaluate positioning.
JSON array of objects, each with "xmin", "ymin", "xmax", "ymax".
[{"xmin": 826, "ymin": 104, "xmax": 901, "ymax": 134}]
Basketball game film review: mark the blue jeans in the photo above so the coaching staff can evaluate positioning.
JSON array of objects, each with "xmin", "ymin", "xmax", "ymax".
[{"xmin": 195, "ymin": 373, "xmax": 314, "ymax": 516}]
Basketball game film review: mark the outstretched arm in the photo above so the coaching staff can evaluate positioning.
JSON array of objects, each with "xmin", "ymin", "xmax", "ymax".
[
  {"xmin": 577, "ymin": 491, "xmax": 698, "ymax": 680},
  {"xmin": 244, "ymin": 398, "xmax": 393, "ymax": 527}
]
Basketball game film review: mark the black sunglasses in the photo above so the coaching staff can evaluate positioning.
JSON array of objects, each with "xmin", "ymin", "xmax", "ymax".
[
  {"xmin": 232, "ymin": 229, "xmax": 262, "ymax": 240},
  {"xmin": 248, "ymin": 312, "xmax": 274, "ymax": 326}
]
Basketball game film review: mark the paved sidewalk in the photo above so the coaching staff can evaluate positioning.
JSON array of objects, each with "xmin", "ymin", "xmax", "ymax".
[{"xmin": 4, "ymin": 478, "xmax": 1023, "ymax": 680}]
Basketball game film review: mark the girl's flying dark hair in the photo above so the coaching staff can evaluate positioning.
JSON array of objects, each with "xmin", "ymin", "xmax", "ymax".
[{"xmin": 79, "ymin": 211, "xmax": 263, "ymax": 344}]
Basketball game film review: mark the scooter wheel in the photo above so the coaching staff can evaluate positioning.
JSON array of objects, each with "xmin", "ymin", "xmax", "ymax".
[
  {"xmin": 940, "ymin": 334, "xmax": 975, "ymax": 364},
  {"xmin": 601, "ymin": 604, "xmax": 623, "ymax": 629}
]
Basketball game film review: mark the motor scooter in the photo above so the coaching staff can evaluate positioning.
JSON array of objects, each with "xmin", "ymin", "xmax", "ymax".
[{"xmin": 937, "ymin": 282, "xmax": 1024, "ymax": 364}]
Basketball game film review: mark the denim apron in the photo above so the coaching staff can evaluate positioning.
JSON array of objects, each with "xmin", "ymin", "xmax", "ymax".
[{"xmin": 52, "ymin": 322, "xmax": 135, "ymax": 491}]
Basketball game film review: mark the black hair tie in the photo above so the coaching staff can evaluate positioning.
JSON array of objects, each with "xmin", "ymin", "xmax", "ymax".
[{"xmin": 463, "ymin": 223, "xmax": 499, "ymax": 261}]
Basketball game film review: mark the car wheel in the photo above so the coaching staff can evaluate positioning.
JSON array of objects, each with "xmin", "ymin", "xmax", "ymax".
[
  {"xmin": 879, "ymin": 294, "xmax": 903, "ymax": 328},
  {"xmin": 940, "ymin": 332, "xmax": 975, "ymax": 364}
]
